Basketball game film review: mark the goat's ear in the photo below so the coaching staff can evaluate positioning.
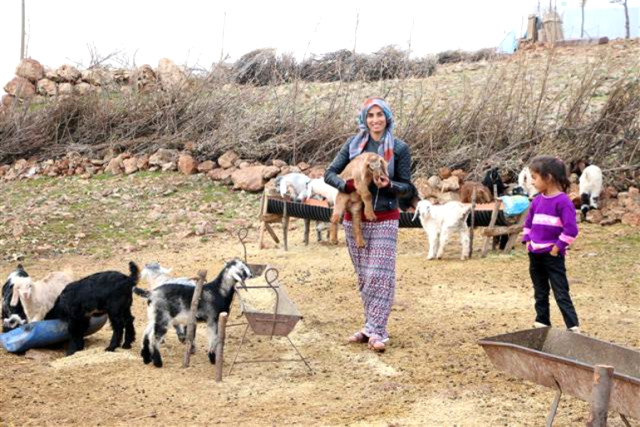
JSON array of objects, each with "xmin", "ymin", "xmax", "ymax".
[{"xmin": 382, "ymin": 159, "xmax": 389, "ymax": 176}]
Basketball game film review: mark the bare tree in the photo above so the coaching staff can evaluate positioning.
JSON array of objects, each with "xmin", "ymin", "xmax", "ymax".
[
  {"xmin": 610, "ymin": 0, "xmax": 630, "ymax": 39},
  {"xmin": 581, "ymin": 0, "xmax": 588, "ymax": 38}
]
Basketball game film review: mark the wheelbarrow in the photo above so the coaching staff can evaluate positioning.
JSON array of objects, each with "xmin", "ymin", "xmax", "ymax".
[{"xmin": 479, "ymin": 327, "xmax": 639, "ymax": 426}]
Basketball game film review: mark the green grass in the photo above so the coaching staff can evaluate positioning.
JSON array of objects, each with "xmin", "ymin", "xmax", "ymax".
[{"xmin": 0, "ymin": 172, "xmax": 262, "ymax": 260}]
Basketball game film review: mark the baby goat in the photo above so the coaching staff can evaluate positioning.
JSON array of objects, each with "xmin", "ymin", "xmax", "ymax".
[
  {"xmin": 51, "ymin": 262, "xmax": 140, "ymax": 356},
  {"xmin": 141, "ymin": 262, "xmax": 195, "ymax": 290},
  {"xmin": 10, "ymin": 269, "xmax": 73, "ymax": 322},
  {"xmin": 579, "ymin": 164, "xmax": 603, "ymax": 219},
  {"xmin": 413, "ymin": 200, "xmax": 472, "ymax": 260},
  {"xmin": 275, "ymin": 173, "xmax": 311, "ymax": 202},
  {"xmin": 517, "ymin": 166, "xmax": 538, "ymax": 198},
  {"xmin": 141, "ymin": 262, "xmax": 196, "ymax": 342},
  {"xmin": 2, "ymin": 265, "xmax": 28, "ymax": 332},
  {"xmin": 137, "ymin": 258, "xmax": 252, "ymax": 368}
]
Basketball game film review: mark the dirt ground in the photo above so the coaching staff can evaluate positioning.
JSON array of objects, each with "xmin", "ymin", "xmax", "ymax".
[{"xmin": 1, "ymin": 219, "xmax": 638, "ymax": 426}]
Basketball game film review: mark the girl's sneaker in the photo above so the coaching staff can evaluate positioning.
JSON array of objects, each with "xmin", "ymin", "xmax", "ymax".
[
  {"xmin": 568, "ymin": 326, "xmax": 580, "ymax": 333},
  {"xmin": 534, "ymin": 322, "xmax": 550, "ymax": 328}
]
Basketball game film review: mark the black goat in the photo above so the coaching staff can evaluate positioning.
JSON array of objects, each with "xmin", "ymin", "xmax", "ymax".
[
  {"xmin": 482, "ymin": 167, "xmax": 506, "ymax": 197},
  {"xmin": 51, "ymin": 262, "xmax": 140, "ymax": 356},
  {"xmin": 136, "ymin": 258, "xmax": 252, "ymax": 368},
  {"xmin": 2, "ymin": 265, "xmax": 28, "ymax": 332}
]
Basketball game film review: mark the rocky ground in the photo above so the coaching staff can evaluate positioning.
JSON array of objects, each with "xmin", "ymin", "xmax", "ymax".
[{"xmin": 0, "ymin": 172, "xmax": 638, "ymax": 426}]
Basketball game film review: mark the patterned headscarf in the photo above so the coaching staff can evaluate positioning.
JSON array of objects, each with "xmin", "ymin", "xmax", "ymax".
[{"xmin": 348, "ymin": 97, "xmax": 396, "ymax": 178}]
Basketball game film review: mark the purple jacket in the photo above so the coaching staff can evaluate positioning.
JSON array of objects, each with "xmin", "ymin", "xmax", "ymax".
[{"xmin": 522, "ymin": 192, "xmax": 578, "ymax": 255}]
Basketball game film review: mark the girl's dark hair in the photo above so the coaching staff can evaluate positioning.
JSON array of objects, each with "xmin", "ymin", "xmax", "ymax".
[{"xmin": 529, "ymin": 155, "xmax": 570, "ymax": 192}]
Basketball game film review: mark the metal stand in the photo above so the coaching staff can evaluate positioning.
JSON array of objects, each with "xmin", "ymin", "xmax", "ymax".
[{"xmin": 225, "ymin": 229, "xmax": 313, "ymax": 377}]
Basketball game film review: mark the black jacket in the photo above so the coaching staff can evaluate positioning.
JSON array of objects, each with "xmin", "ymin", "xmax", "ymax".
[{"xmin": 324, "ymin": 136, "xmax": 413, "ymax": 212}]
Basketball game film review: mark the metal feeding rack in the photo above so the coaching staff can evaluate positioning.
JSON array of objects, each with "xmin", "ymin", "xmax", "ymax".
[{"xmin": 226, "ymin": 228, "xmax": 312, "ymax": 375}]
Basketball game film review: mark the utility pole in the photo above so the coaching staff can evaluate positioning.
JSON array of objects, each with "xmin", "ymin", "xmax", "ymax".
[
  {"xmin": 352, "ymin": 11, "xmax": 359, "ymax": 54},
  {"xmin": 219, "ymin": 11, "xmax": 226, "ymax": 63},
  {"xmin": 20, "ymin": 0, "xmax": 26, "ymax": 60}
]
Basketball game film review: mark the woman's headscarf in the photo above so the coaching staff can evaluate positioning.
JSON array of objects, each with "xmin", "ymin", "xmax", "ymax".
[{"xmin": 348, "ymin": 97, "xmax": 396, "ymax": 178}]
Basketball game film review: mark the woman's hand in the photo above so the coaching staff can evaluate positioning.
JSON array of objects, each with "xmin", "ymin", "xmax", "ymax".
[
  {"xmin": 375, "ymin": 175, "xmax": 390, "ymax": 188},
  {"xmin": 549, "ymin": 245, "xmax": 560, "ymax": 256}
]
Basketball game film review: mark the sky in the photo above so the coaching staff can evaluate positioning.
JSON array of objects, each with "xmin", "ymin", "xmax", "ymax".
[{"xmin": 1, "ymin": 0, "xmax": 638, "ymax": 85}]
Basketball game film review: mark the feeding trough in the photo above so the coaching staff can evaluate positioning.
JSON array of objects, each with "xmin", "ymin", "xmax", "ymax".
[
  {"xmin": 225, "ymin": 229, "xmax": 312, "ymax": 375},
  {"xmin": 0, "ymin": 315, "xmax": 108, "ymax": 353},
  {"xmin": 479, "ymin": 328, "xmax": 640, "ymax": 425}
]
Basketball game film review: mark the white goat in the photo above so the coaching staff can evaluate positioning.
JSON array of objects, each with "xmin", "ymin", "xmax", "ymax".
[
  {"xmin": 10, "ymin": 269, "xmax": 74, "ymax": 322},
  {"xmin": 518, "ymin": 166, "xmax": 538, "ymax": 198},
  {"xmin": 274, "ymin": 173, "xmax": 311, "ymax": 202},
  {"xmin": 141, "ymin": 262, "xmax": 195, "ymax": 290},
  {"xmin": 305, "ymin": 178, "xmax": 338, "ymax": 205},
  {"xmin": 579, "ymin": 164, "xmax": 603, "ymax": 218},
  {"xmin": 412, "ymin": 200, "xmax": 471, "ymax": 260}
]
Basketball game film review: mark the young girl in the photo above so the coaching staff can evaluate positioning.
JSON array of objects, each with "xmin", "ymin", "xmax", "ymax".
[{"xmin": 522, "ymin": 156, "xmax": 580, "ymax": 332}]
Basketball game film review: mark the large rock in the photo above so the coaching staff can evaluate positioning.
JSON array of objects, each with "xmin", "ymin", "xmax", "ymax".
[
  {"xmin": 272, "ymin": 159, "xmax": 287, "ymax": 168},
  {"xmin": 56, "ymin": 65, "xmax": 81, "ymax": 82},
  {"xmin": 112, "ymin": 69, "xmax": 131, "ymax": 84},
  {"xmin": 197, "ymin": 160, "xmax": 216, "ymax": 173},
  {"xmin": 586, "ymin": 209, "xmax": 603, "ymax": 224},
  {"xmin": 136, "ymin": 155, "xmax": 150, "ymax": 171},
  {"xmin": 44, "ymin": 68, "xmax": 58, "ymax": 81},
  {"xmin": 105, "ymin": 156, "xmax": 124, "ymax": 175},
  {"xmin": 3, "ymin": 77, "xmax": 36, "ymax": 99},
  {"xmin": 1, "ymin": 94, "xmax": 15, "ymax": 108},
  {"xmin": 297, "ymin": 162, "xmax": 311, "ymax": 172},
  {"xmin": 149, "ymin": 148, "xmax": 179, "ymax": 166},
  {"xmin": 427, "ymin": 175, "xmax": 441, "ymax": 188},
  {"xmin": 415, "ymin": 176, "xmax": 439, "ymax": 199},
  {"xmin": 218, "ymin": 151, "xmax": 239, "ymax": 169},
  {"xmin": 81, "ymin": 68, "xmax": 112, "ymax": 86},
  {"xmin": 58, "ymin": 82, "xmax": 74, "ymax": 95},
  {"xmin": 621, "ymin": 212, "xmax": 640, "ymax": 227},
  {"xmin": 157, "ymin": 58, "xmax": 187, "ymax": 91},
  {"xmin": 208, "ymin": 167, "xmax": 236, "ymax": 185},
  {"xmin": 305, "ymin": 166, "xmax": 325, "ymax": 179},
  {"xmin": 123, "ymin": 158, "xmax": 138, "ymax": 175},
  {"xmin": 178, "ymin": 154, "xmax": 198, "ymax": 175},
  {"xmin": 75, "ymin": 82, "xmax": 92, "ymax": 95},
  {"xmin": 262, "ymin": 165, "xmax": 281, "ymax": 179},
  {"xmin": 439, "ymin": 176, "xmax": 460, "ymax": 192},
  {"xmin": 134, "ymin": 65, "xmax": 157, "ymax": 92},
  {"xmin": 15, "ymin": 59, "xmax": 44, "ymax": 82},
  {"xmin": 36, "ymin": 78, "xmax": 57, "ymax": 96},
  {"xmin": 231, "ymin": 166, "xmax": 267, "ymax": 192}
]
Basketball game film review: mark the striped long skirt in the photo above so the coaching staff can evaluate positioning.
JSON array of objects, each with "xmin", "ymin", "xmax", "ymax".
[{"xmin": 344, "ymin": 219, "xmax": 399, "ymax": 342}]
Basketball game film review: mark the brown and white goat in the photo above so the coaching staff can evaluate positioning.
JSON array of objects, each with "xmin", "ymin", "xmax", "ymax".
[{"xmin": 330, "ymin": 152, "xmax": 389, "ymax": 248}]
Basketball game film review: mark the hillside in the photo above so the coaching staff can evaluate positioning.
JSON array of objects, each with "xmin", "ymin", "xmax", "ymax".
[{"xmin": 1, "ymin": 40, "xmax": 639, "ymax": 184}]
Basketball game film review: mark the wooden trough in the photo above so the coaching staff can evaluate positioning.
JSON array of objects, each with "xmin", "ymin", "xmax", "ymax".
[{"xmin": 479, "ymin": 328, "xmax": 639, "ymax": 425}]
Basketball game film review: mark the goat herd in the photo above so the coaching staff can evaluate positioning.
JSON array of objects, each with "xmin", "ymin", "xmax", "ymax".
[
  {"xmin": 2, "ymin": 258, "xmax": 254, "ymax": 368},
  {"xmin": 1, "ymin": 158, "xmax": 603, "ymax": 367}
]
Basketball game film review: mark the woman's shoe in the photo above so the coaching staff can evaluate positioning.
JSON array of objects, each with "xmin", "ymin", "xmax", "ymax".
[
  {"xmin": 347, "ymin": 331, "xmax": 369, "ymax": 344},
  {"xmin": 368, "ymin": 337, "xmax": 386, "ymax": 352}
]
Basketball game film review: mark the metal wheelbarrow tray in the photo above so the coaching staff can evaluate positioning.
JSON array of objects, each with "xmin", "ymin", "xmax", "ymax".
[{"xmin": 479, "ymin": 328, "xmax": 640, "ymax": 420}]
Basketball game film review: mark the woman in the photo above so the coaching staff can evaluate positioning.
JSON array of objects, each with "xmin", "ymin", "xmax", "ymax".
[{"xmin": 324, "ymin": 97, "xmax": 412, "ymax": 352}]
